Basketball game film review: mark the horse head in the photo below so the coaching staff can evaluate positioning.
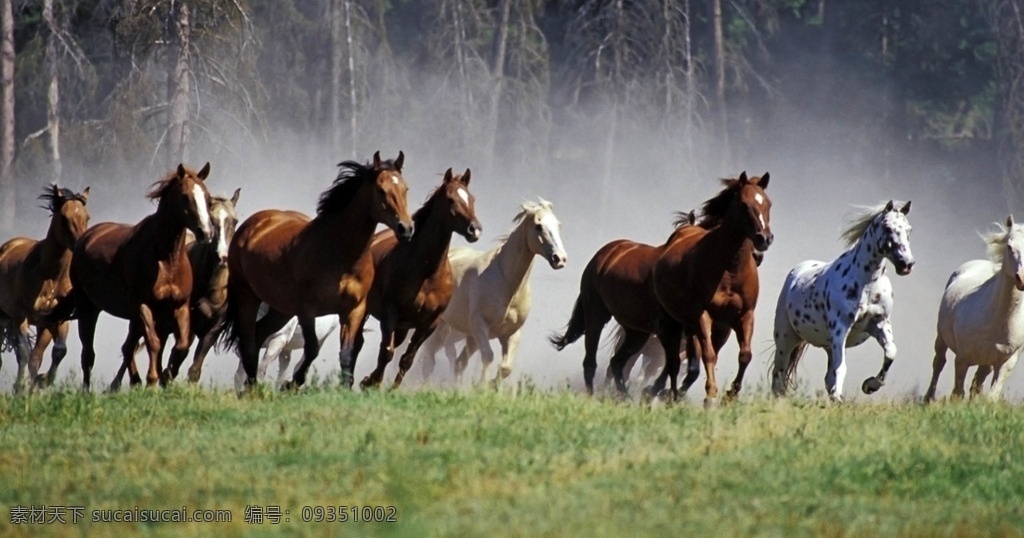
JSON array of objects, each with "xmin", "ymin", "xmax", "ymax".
[
  {"xmin": 735, "ymin": 171, "xmax": 773, "ymax": 252},
  {"xmin": 41, "ymin": 184, "xmax": 90, "ymax": 249},
  {"xmin": 999, "ymin": 215, "xmax": 1024, "ymax": 290},
  {"xmin": 521, "ymin": 198, "xmax": 567, "ymax": 270},
  {"xmin": 877, "ymin": 200, "xmax": 914, "ymax": 276},
  {"xmin": 371, "ymin": 151, "xmax": 414, "ymax": 241},
  {"xmin": 439, "ymin": 168, "xmax": 482, "ymax": 242},
  {"xmin": 209, "ymin": 188, "xmax": 240, "ymax": 264},
  {"xmin": 150, "ymin": 162, "xmax": 213, "ymax": 243}
]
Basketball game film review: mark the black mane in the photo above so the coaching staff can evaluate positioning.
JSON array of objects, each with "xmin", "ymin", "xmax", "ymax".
[
  {"xmin": 317, "ymin": 157, "xmax": 399, "ymax": 215},
  {"xmin": 38, "ymin": 185, "xmax": 87, "ymax": 212},
  {"xmin": 697, "ymin": 178, "xmax": 745, "ymax": 228}
]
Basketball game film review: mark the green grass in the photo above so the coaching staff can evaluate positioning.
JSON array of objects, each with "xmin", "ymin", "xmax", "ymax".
[{"xmin": 1, "ymin": 384, "xmax": 1023, "ymax": 537}]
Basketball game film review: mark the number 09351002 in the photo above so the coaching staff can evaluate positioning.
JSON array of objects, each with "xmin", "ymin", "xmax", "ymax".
[{"xmin": 300, "ymin": 505, "xmax": 397, "ymax": 523}]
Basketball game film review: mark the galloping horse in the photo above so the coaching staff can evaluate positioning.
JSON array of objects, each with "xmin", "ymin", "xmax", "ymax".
[
  {"xmin": 771, "ymin": 200, "xmax": 914, "ymax": 401},
  {"xmin": 0, "ymin": 185, "xmax": 89, "ymax": 392},
  {"xmin": 358, "ymin": 168, "xmax": 482, "ymax": 390},
  {"xmin": 926, "ymin": 216, "xmax": 1024, "ymax": 401},
  {"xmin": 419, "ymin": 199, "xmax": 566, "ymax": 385},
  {"xmin": 551, "ymin": 173, "xmax": 771, "ymax": 403},
  {"xmin": 224, "ymin": 151, "xmax": 413, "ymax": 390},
  {"xmin": 232, "ymin": 310, "xmax": 340, "ymax": 391},
  {"xmin": 71, "ymin": 163, "xmax": 213, "ymax": 388},
  {"xmin": 109, "ymin": 189, "xmax": 241, "ymax": 389}
]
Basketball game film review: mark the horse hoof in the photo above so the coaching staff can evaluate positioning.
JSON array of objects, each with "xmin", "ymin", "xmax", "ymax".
[
  {"xmin": 861, "ymin": 377, "xmax": 883, "ymax": 394},
  {"xmin": 704, "ymin": 397, "xmax": 719, "ymax": 409},
  {"xmin": 724, "ymin": 389, "xmax": 739, "ymax": 401}
]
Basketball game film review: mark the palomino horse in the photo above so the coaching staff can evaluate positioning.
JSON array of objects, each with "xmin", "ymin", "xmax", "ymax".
[
  {"xmin": 926, "ymin": 216, "xmax": 1024, "ymax": 401},
  {"xmin": 0, "ymin": 185, "xmax": 89, "ymax": 392},
  {"xmin": 71, "ymin": 163, "xmax": 213, "ymax": 388},
  {"xmin": 551, "ymin": 173, "xmax": 772, "ymax": 403},
  {"xmin": 108, "ymin": 189, "xmax": 241, "ymax": 389},
  {"xmin": 419, "ymin": 199, "xmax": 566, "ymax": 385},
  {"xmin": 358, "ymin": 168, "xmax": 482, "ymax": 390},
  {"xmin": 232, "ymin": 310, "xmax": 340, "ymax": 391},
  {"xmin": 772, "ymin": 200, "xmax": 914, "ymax": 401},
  {"xmin": 224, "ymin": 151, "xmax": 413, "ymax": 390}
]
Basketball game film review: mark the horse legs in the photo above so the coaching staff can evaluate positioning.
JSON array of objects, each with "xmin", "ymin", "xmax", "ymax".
[
  {"xmin": 334, "ymin": 302, "xmax": 368, "ymax": 389},
  {"xmin": 608, "ymin": 328, "xmax": 649, "ymax": 395},
  {"xmin": 416, "ymin": 325, "xmax": 446, "ymax": 381},
  {"xmin": 825, "ymin": 328, "xmax": 851, "ymax": 401},
  {"xmin": 109, "ymin": 321, "xmax": 144, "ymax": 392},
  {"xmin": 231, "ymin": 282, "xmax": 262, "ymax": 391},
  {"xmin": 647, "ymin": 323, "xmax": 685, "ymax": 400},
  {"xmin": 726, "ymin": 312, "xmax": 754, "ymax": 399},
  {"xmin": 137, "ymin": 304, "xmax": 164, "ymax": 387},
  {"xmin": 987, "ymin": 352, "xmax": 1020, "ymax": 401},
  {"xmin": 951, "ymin": 355, "xmax": 969, "ymax": 400},
  {"xmin": 361, "ymin": 313, "xmax": 397, "ymax": 390},
  {"xmin": 861, "ymin": 317, "xmax": 897, "ymax": 395},
  {"xmin": 456, "ymin": 337, "xmax": 481, "ymax": 384},
  {"xmin": 924, "ymin": 335, "xmax": 948, "ymax": 402},
  {"xmin": 36, "ymin": 322, "xmax": 69, "ymax": 388},
  {"xmin": 695, "ymin": 312, "xmax": 722, "ymax": 405},
  {"xmin": 287, "ymin": 314, "xmax": 326, "ymax": 389},
  {"xmin": 28, "ymin": 324, "xmax": 52, "ymax": 387},
  {"xmin": 970, "ymin": 365, "xmax": 992, "ymax": 398},
  {"xmin": 76, "ymin": 303, "xmax": 101, "ymax": 391},
  {"xmin": 161, "ymin": 303, "xmax": 192, "ymax": 386},
  {"xmin": 581, "ymin": 303, "xmax": 611, "ymax": 395},
  {"xmin": 11, "ymin": 319, "xmax": 33, "ymax": 394},
  {"xmin": 393, "ymin": 324, "xmax": 437, "ymax": 389},
  {"xmin": 494, "ymin": 330, "xmax": 522, "ymax": 386}
]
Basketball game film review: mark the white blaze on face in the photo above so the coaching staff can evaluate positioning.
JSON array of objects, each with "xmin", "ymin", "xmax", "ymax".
[
  {"xmin": 754, "ymin": 192, "xmax": 764, "ymax": 205},
  {"xmin": 391, "ymin": 173, "xmax": 401, "ymax": 185},
  {"xmin": 540, "ymin": 211, "xmax": 566, "ymax": 258},
  {"xmin": 213, "ymin": 207, "xmax": 230, "ymax": 259},
  {"xmin": 457, "ymin": 187, "xmax": 469, "ymax": 205},
  {"xmin": 192, "ymin": 184, "xmax": 211, "ymax": 237}
]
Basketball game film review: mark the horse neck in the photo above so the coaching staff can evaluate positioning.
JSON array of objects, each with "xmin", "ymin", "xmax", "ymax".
[
  {"xmin": 191, "ymin": 244, "xmax": 228, "ymax": 301},
  {"xmin": 691, "ymin": 219, "xmax": 752, "ymax": 277},
  {"xmin": 991, "ymin": 264, "xmax": 1024, "ymax": 316},
  {"xmin": 407, "ymin": 202, "xmax": 456, "ymax": 276},
  {"xmin": 493, "ymin": 221, "xmax": 536, "ymax": 299},
  {"xmin": 307, "ymin": 189, "xmax": 378, "ymax": 263},
  {"xmin": 146, "ymin": 202, "xmax": 190, "ymax": 261},
  {"xmin": 39, "ymin": 217, "xmax": 73, "ymax": 268},
  {"xmin": 840, "ymin": 226, "xmax": 889, "ymax": 287}
]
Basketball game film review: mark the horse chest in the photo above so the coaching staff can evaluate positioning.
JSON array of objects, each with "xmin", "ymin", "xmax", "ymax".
[{"xmin": 152, "ymin": 260, "xmax": 191, "ymax": 302}]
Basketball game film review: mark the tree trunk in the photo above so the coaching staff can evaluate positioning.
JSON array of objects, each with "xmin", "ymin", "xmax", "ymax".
[
  {"xmin": 330, "ymin": 0, "xmax": 343, "ymax": 154},
  {"xmin": 344, "ymin": 0, "xmax": 358, "ymax": 159},
  {"xmin": 710, "ymin": 0, "xmax": 729, "ymax": 166},
  {"xmin": 988, "ymin": 0, "xmax": 1024, "ymax": 211},
  {"xmin": 168, "ymin": 1, "xmax": 192, "ymax": 165},
  {"xmin": 0, "ymin": 0, "xmax": 14, "ymax": 231},
  {"xmin": 484, "ymin": 0, "xmax": 511, "ymax": 171},
  {"xmin": 44, "ymin": 0, "xmax": 61, "ymax": 182}
]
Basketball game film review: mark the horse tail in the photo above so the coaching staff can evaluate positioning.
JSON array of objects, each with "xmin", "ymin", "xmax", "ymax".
[
  {"xmin": 217, "ymin": 283, "xmax": 242, "ymax": 354},
  {"xmin": 549, "ymin": 293, "xmax": 587, "ymax": 351}
]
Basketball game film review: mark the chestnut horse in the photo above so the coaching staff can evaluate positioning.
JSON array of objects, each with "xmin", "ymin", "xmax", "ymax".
[
  {"xmin": 551, "ymin": 173, "xmax": 772, "ymax": 403},
  {"xmin": 71, "ymin": 163, "xmax": 213, "ymax": 388},
  {"xmin": 357, "ymin": 168, "xmax": 482, "ymax": 390},
  {"xmin": 224, "ymin": 151, "xmax": 413, "ymax": 390},
  {"xmin": 0, "ymin": 185, "xmax": 90, "ymax": 392},
  {"xmin": 109, "ymin": 189, "xmax": 241, "ymax": 389}
]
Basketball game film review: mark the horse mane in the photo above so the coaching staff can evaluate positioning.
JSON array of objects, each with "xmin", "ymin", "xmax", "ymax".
[
  {"xmin": 981, "ymin": 222, "xmax": 1022, "ymax": 267},
  {"xmin": 147, "ymin": 167, "xmax": 197, "ymax": 201},
  {"xmin": 697, "ymin": 178, "xmax": 746, "ymax": 227},
  {"xmin": 318, "ymin": 158, "xmax": 398, "ymax": 215},
  {"xmin": 839, "ymin": 201, "xmax": 906, "ymax": 247},
  {"xmin": 38, "ymin": 185, "xmax": 86, "ymax": 212},
  {"xmin": 672, "ymin": 210, "xmax": 697, "ymax": 229},
  {"xmin": 498, "ymin": 198, "xmax": 554, "ymax": 242},
  {"xmin": 411, "ymin": 184, "xmax": 449, "ymax": 229}
]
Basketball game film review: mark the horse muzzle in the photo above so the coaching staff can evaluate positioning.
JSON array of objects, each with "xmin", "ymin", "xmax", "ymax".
[
  {"xmin": 464, "ymin": 222, "xmax": 482, "ymax": 243},
  {"xmin": 894, "ymin": 260, "xmax": 914, "ymax": 276},
  {"xmin": 394, "ymin": 220, "xmax": 415, "ymax": 241},
  {"xmin": 548, "ymin": 252, "xmax": 567, "ymax": 270},
  {"xmin": 753, "ymin": 232, "xmax": 773, "ymax": 252}
]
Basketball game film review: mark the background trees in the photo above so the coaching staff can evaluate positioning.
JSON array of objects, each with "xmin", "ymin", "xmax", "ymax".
[{"xmin": 0, "ymin": 0, "xmax": 1017, "ymax": 234}]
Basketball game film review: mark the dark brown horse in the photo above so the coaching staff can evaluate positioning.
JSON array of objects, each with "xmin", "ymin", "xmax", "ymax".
[
  {"xmin": 71, "ymin": 163, "xmax": 213, "ymax": 389},
  {"xmin": 551, "ymin": 173, "xmax": 772, "ymax": 403},
  {"xmin": 109, "ymin": 189, "xmax": 241, "ymax": 389},
  {"xmin": 224, "ymin": 151, "xmax": 414, "ymax": 390},
  {"xmin": 357, "ymin": 168, "xmax": 481, "ymax": 390},
  {"xmin": 0, "ymin": 185, "xmax": 90, "ymax": 392}
]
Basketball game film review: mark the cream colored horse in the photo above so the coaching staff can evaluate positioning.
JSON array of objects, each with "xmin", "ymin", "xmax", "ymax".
[
  {"xmin": 926, "ymin": 216, "xmax": 1024, "ymax": 401},
  {"xmin": 418, "ymin": 199, "xmax": 567, "ymax": 385}
]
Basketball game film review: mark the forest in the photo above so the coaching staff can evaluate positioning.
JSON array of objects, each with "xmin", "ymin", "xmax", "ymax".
[{"xmin": 0, "ymin": 0, "xmax": 1021, "ymax": 235}]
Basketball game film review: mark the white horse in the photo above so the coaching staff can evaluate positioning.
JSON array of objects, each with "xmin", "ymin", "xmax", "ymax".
[
  {"xmin": 926, "ymin": 216, "xmax": 1024, "ymax": 401},
  {"xmin": 418, "ymin": 199, "xmax": 567, "ymax": 385},
  {"xmin": 772, "ymin": 200, "xmax": 915, "ymax": 401},
  {"xmin": 233, "ymin": 306, "xmax": 339, "ymax": 391}
]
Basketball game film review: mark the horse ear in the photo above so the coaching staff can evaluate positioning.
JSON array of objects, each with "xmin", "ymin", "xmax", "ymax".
[
  {"xmin": 177, "ymin": 163, "xmax": 187, "ymax": 179},
  {"xmin": 395, "ymin": 151, "xmax": 405, "ymax": 172},
  {"xmin": 443, "ymin": 168, "xmax": 454, "ymax": 183},
  {"xmin": 900, "ymin": 200, "xmax": 911, "ymax": 215},
  {"xmin": 738, "ymin": 171, "xmax": 748, "ymax": 183},
  {"xmin": 462, "ymin": 168, "xmax": 471, "ymax": 186},
  {"xmin": 81, "ymin": 186, "xmax": 90, "ymax": 202},
  {"xmin": 231, "ymin": 188, "xmax": 241, "ymax": 205},
  {"xmin": 198, "ymin": 162, "xmax": 211, "ymax": 181},
  {"xmin": 759, "ymin": 172, "xmax": 770, "ymax": 189},
  {"xmin": 1008, "ymin": 215, "xmax": 1015, "ymax": 227},
  {"xmin": 884, "ymin": 200, "xmax": 894, "ymax": 212},
  {"xmin": 373, "ymin": 151, "xmax": 382, "ymax": 169}
]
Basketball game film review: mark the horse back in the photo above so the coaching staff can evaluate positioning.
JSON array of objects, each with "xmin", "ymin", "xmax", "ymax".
[
  {"xmin": 581, "ymin": 238, "xmax": 664, "ymax": 331},
  {"xmin": 0, "ymin": 237, "xmax": 40, "ymax": 318}
]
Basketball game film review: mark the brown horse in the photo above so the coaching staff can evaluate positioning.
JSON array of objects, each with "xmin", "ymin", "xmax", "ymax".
[
  {"xmin": 109, "ymin": 189, "xmax": 241, "ymax": 389},
  {"xmin": 357, "ymin": 168, "xmax": 482, "ymax": 390},
  {"xmin": 551, "ymin": 173, "xmax": 772, "ymax": 403},
  {"xmin": 0, "ymin": 185, "xmax": 90, "ymax": 392},
  {"xmin": 224, "ymin": 151, "xmax": 414, "ymax": 390},
  {"xmin": 71, "ymin": 163, "xmax": 213, "ymax": 389}
]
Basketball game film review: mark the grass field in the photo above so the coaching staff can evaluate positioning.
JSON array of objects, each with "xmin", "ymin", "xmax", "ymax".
[{"xmin": 1, "ymin": 383, "xmax": 1023, "ymax": 537}]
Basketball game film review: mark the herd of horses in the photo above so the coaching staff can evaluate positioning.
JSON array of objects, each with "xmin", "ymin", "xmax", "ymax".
[{"xmin": 0, "ymin": 151, "xmax": 1022, "ymax": 403}]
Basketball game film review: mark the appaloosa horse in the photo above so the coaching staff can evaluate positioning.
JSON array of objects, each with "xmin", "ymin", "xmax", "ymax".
[
  {"xmin": 72, "ymin": 163, "xmax": 213, "ymax": 389},
  {"xmin": 0, "ymin": 185, "xmax": 89, "ymax": 392},
  {"xmin": 223, "ymin": 151, "xmax": 413, "ymax": 390},
  {"xmin": 358, "ymin": 168, "xmax": 482, "ymax": 390}
]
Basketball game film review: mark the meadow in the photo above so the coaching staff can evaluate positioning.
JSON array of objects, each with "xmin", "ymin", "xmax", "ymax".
[{"xmin": 1, "ymin": 383, "xmax": 1022, "ymax": 537}]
